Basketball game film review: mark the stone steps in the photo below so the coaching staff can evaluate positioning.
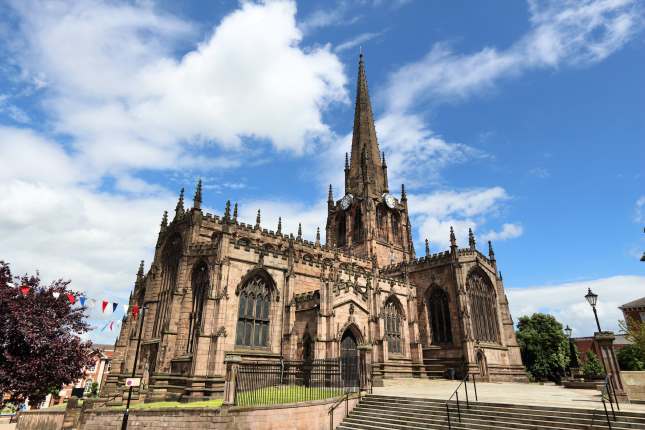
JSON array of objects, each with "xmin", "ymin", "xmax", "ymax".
[{"xmin": 337, "ymin": 394, "xmax": 645, "ymax": 430}]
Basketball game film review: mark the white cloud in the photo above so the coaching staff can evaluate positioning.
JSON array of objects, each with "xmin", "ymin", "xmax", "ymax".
[
  {"xmin": 384, "ymin": 0, "xmax": 643, "ymax": 112},
  {"xmin": 481, "ymin": 223, "xmax": 524, "ymax": 242},
  {"xmin": 335, "ymin": 31, "xmax": 384, "ymax": 53},
  {"xmin": 507, "ymin": 275, "xmax": 645, "ymax": 337},
  {"xmin": 7, "ymin": 0, "xmax": 348, "ymax": 175},
  {"xmin": 635, "ymin": 196, "xmax": 645, "ymax": 223}
]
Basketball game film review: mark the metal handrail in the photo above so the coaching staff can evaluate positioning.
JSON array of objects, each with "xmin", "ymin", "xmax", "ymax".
[
  {"xmin": 328, "ymin": 391, "xmax": 350, "ymax": 430},
  {"xmin": 445, "ymin": 373, "xmax": 477, "ymax": 430}
]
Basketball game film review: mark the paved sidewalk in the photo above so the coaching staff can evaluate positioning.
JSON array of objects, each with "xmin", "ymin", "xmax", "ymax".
[{"xmin": 374, "ymin": 379, "xmax": 645, "ymax": 412}]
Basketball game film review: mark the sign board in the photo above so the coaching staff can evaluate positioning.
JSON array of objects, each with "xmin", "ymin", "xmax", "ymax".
[{"xmin": 125, "ymin": 378, "xmax": 141, "ymax": 387}]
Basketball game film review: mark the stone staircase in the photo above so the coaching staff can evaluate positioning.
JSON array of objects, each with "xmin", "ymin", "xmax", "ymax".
[{"xmin": 337, "ymin": 394, "xmax": 645, "ymax": 429}]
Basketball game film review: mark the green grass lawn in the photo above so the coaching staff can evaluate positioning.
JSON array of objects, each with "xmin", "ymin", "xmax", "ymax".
[
  {"xmin": 109, "ymin": 398, "xmax": 223, "ymax": 410},
  {"xmin": 236, "ymin": 385, "xmax": 343, "ymax": 406}
]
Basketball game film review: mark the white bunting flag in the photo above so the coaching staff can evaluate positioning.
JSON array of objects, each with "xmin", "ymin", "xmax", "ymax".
[{"xmin": 53, "ymin": 291, "xmax": 61, "ymax": 299}]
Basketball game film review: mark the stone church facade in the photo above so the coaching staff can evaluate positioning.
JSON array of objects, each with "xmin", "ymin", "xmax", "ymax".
[{"xmin": 104, "ymin": 55, "xmax": 526, "ymax": 402}]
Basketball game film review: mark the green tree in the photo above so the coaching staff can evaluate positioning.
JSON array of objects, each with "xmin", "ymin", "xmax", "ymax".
[
  {"xmin": 617, "ymin": 344, "xmax": 645, "ymax": 371},
  {"xmin": 516, "ymin": 313, "xmax": 569, "ymax": 382},
  {"xmin": 581, "ymin": 351, "xmax": 605, "ymax": 379}
]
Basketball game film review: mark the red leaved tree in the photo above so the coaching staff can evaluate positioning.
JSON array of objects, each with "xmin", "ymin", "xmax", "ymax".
[{"xmin": 0, "ymin": 261, "xmax": 94, "ymax": 407}]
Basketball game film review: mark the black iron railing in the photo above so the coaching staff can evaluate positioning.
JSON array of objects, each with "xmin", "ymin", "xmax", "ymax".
[
  {"xmin": 594, "ymin": 374, "xmax": 619, "ymax": 430},
  {"xmin": 445, "ymin": 373, "xmax": 477, "ymax": 430},
  {"xmin": 235, "ymin": 357, "xmax": 360, "ymax": 407}
]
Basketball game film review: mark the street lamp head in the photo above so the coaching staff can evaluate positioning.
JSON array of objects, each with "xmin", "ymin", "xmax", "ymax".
[
  {"xmin": 564, "ymin": 325, "xmax": 572, "ymax": 338},
  {"xmin": 585, "ymin": 288, "xmax": 598, "ymax": 307}
]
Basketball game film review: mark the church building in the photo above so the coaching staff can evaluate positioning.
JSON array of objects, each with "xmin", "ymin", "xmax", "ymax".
[{"xmin": 104, "ymin": 55, "xmax": 526, "ymax": 402}]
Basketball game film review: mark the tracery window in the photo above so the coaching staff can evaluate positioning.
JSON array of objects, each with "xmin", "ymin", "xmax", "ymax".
[
  {"xmin": 236, "ymin": 276, "xmax": 271, "ymax": 348},
  {"xmin": 352, "ymin": 207, "xmax": 364, "ymax": 243},
  {"xmin": 187, "ymin": 261, "xmax": 209, "ymax": 353},
  {"xmin": 391, "ymin": 212, "xmax": 401, "ymax": 244},
  {"xmin": 337, "ymin": 213, "xmax": 347, "ymax": 247},
  {"xmin": 153, "ymin": 233, "xmax": 182, "ymax": 337},
  {"xmin": 384, "ymin": 299, "xmax": 402, "ymax": 354},
  {"xmin": 428, "ymin": 287, "xmax": 452, "ymax": 344},
  {"xmin": 467, "ymin": 270, "xmax": 500, "ymax": 343},
  {"xmin": 376, "ymin": 204, "xmax": 387, "ymax": 241}
]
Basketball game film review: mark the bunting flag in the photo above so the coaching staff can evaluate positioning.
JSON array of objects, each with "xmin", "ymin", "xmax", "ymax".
[
  {"xmin": 132, "ymin": 304, "xmax": 140, "ymax": 318},
  {"xmin": 101, "ymin": 300, "xmax": 109, "ymax": 313},
  {"xmin": 123, "ymin": 304, "xmax": 129, "ymax": 314},
  {"xmin": 88, "ymin": 298, "xmax": 96, "ymax": 309},
  {"xmin": 66, "ymin": 293, "xmax": 75, "ymax": 304},
  {"xmin": 112, "ymin": 302, "xmax": 118, "ymax": 313},
  {"xmin": 20, "ymin": 286, "xmax": 30, "ymax": 296},
  {"xmin": 79, "ymin": 296, "xmax": 86, "ymax": 307},
  {"xmin": 53, "ymin": 291, "xmax": 61, "ymax": 299},
  {"xmin": 6, "ymin": 282, "xmax": 15, "ymax": 287},
  {"xmin": 109, "ymin": 321, "xmax": 115, "ymax": 331}
]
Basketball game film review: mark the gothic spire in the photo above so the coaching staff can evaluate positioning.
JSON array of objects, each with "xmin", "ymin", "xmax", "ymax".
[
  {"xmin": 224, "ymin": 200, "xmax": 231, "ymax": 222},
  {"xmin": 255, "ymin": 209, "xmax": 261, "ymax": 229},
  {"xmin": 425, "ymin": 238, "xmax": 430, "ymax": 257},
  {"xmin": 315, "ymin": 227, "xmax": 321, "ymax": 246},
  {"xmin": 468, "ymin": 228, "xmax": 476, "ymax": 250},
  {"xmin": 347, "ymin": 53, "xmax": 386, "ymax": 198},
  {"xmin": 401, "ymin": 184, "xmax": 407, "ymax": 201},
  {"xmin": 277, "ymin": 217, "xmax": 282, "ymax": 235},
  {"xmin": 160, "ymin": 210, "xmax": 168, "ymax": 231},
  {"xmin": 328, "ymin": 184, "xmax": 334, "ymax": 204},
  {"xmin": 233, "ymin": 202, "xmax": 238, "ymax": 223},
  {"xmin": 193, "ymin": 178, "xmax": 202, "ymax": 210},
  {"xmin": 488, "ymin": 240, "xmax": 496, "ymax": 262},
  {"xmin": 450, "ymin": 226, "xmax": 457, "ymax": 249},
  {"xmin": 297, "ymin": 223, "xmax": 302, "ymax": 241},
  {"xmin": 136, "ymin": 260, "xmax": 145, "ymax": 282},
  {"xmin": 174, "ymin": 188, "xmax": 185, "ymax": 218}
]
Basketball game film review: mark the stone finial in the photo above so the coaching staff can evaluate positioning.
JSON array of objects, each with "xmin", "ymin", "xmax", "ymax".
[
  {"xmin": 345, "ymin": 152, "xmax": 349, "ymax": 170},
  {"xmin": 488, "ymin": 240, "xmax": 496, "ymax": 261},
  {"xmin": 174, "ymin": 188, "xmax": 185, "ymax": 218},
  {"xmin": 255, "ymin": 209, "xmax": 261, "ymax": 229},
  {"xmin": 328, "ymin": 184, "xmax": 334, "ymax": 204},
  {"xmin": 193, "ymin": 178, "xmax": 202, "ymax": 210},
  {"xmin": 224, "ymin": 200, "xmax": 231, "ymax": 222},
  {"xmin": 315, "ymin": 227, "xmax": 321, "ymax": 246},
  {"xmin": 297, "ymin": 223, "xmax": 302, "ymax": 241},
  {"xmin": 233, "ymin": 202, "xmax": 238, "ymax": 223},
  {"xmin": 499, "ymin": 271, "xmax": 503, "ymax": 281},
  {"xmin": 277, "ymin": 217, "xmax": 282, "ymax": 234},
  {"xmin": 160, "ymin": 210, "xmax": 168, "ymax": 231},
  {"xmin": 468, "ymin": 228, "xmax": 476, "ymax": 250},
  {"xmin": 381, "ymin": 151, "xmax": 386, "ymax": 167},
  {"xmin": 401, "ymin": 184, "xmax": 407, "ymax": 201},
  {"xmin": 450, "ymin": 226, "xmax": 457, "ymax": 248},
  {"xmin": 137, "ymin": 260, "xmax": 145, "ymax": 281},
  {"xmin": 425, "ymin": 238, "xmax": 430, "ymax": 257}
]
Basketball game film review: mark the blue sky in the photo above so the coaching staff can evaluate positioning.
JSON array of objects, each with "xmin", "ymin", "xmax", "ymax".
[{"xmin": 0, "ymin": 0, "xmax": 643, "ymax": 343}]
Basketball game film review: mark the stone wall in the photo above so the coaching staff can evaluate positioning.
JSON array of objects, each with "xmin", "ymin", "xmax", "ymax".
[
  {"xmin": 16, "ymin": 410, "xmax": 65, "ymax": 430},
  {"xmin": 79, "ymin": 396, "xmax": 358, "ymax": 430},
  {"xmin": 622, "ymin": 371, "xmax": 645, "ymax": 402}
]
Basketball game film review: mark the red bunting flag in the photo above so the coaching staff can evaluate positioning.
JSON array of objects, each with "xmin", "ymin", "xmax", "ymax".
[
  {"xmin": 20, "ymin": 285, "xmax": 30, "ymax": 296},
  {"xmin": 109, "ymin": 321, "xmax": 115, "ymax": 331},
  {"xmin": 132, "ymin": 304, "xmax": 140, "ymax": 318},
  {"xmin": 102, "ymin": 300, "xmax": 109, "ymax": 313},
  {"xmin": 66, "ymin": 293, "xmax": 75, "ymax": 304}
]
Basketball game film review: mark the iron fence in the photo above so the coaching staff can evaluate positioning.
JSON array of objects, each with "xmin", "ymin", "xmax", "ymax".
[{"xmin": 235, "ymin": 357, "xmax": 360, "ymax": 407}]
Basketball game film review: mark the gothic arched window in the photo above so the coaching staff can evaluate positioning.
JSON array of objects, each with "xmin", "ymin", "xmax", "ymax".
[
  {"xmin": 428, "ymin": 287, "xmax": 452, "ymax": 344},
  {"xmin": 376, "ymin": 205, "xmax": 387, "ymax": 241},
  {"xmin": 337, "ymin": 213, "xmax": 346, "ymax": 247},
  {"xmin": 153, "ymin": 233, "xmax": 182, "ymax": 337},
  {"xmin": 384, "ymin": 299, "xmax": 403, "ymax": 354},
  {"xmin": 187, "ymin": 261, "xmax": 209, "ymax": 353},
  {"xmin": 236, "ymin": 275, "xmax": 271, "ymax": 348},
  {"xmin": 352, "ymin": 207, "xmax": 363, "ymax": 243},
  {"xmin": 467, "ymin": 270, "xmax": 500, "ymax": 343},
  {"xmin": 391, "ymin": 212, "xmax": 401, "ymax": 244}
]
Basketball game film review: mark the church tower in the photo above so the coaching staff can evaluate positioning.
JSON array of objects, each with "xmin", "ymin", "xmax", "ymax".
[{"xmin": 326, "ymin": 54, "xmax": 415, "ymax": 266}]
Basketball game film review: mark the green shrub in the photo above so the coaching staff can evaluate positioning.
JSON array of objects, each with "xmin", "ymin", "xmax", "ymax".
[
  {"xmin": 581, "ymin": 351, "xmax": 605, "ymax": 380},
  {"xmin": 617, "ymin": 344, "xmax": 645, "ymax": 371}
]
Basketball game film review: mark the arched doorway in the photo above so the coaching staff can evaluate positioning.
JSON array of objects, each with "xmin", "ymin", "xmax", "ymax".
[{"xmin": 340, "ymin": 329, "xmax": 359, "ymax": 388}]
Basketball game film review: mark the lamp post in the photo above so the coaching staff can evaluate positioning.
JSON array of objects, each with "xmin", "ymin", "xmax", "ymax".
[
  {"xmin": 564, "ymin": 325, "xmax": 573, "ymax": 378},
  {"xmin": 121, "ymin": 305, "xmax": 147, "ymax": 430},
  {"xmin": 564, "ymin": 325, "xmax": 572, "ymax": 339},
  {"xmin": 584, "ymin": 288, "xmax": 602, "ymax": 333}
]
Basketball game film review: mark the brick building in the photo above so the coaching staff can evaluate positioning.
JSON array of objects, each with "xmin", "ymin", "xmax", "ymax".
[
  {"xmin": 104, "ymin": 55, "xmax": 526, "ymax": 402},
  {"xmin": 620, "ymin": 297, "xmax": 645, "ymax": 325}
]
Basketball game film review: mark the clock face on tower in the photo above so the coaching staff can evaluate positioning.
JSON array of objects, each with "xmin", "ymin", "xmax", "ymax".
[
  {"xmin": 383, "ymin": 193, "xmax": 397, "ymax": 209},
  {"xmin": 340, "ymin": 194, "xmax": 354, "ymax": 210}
]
